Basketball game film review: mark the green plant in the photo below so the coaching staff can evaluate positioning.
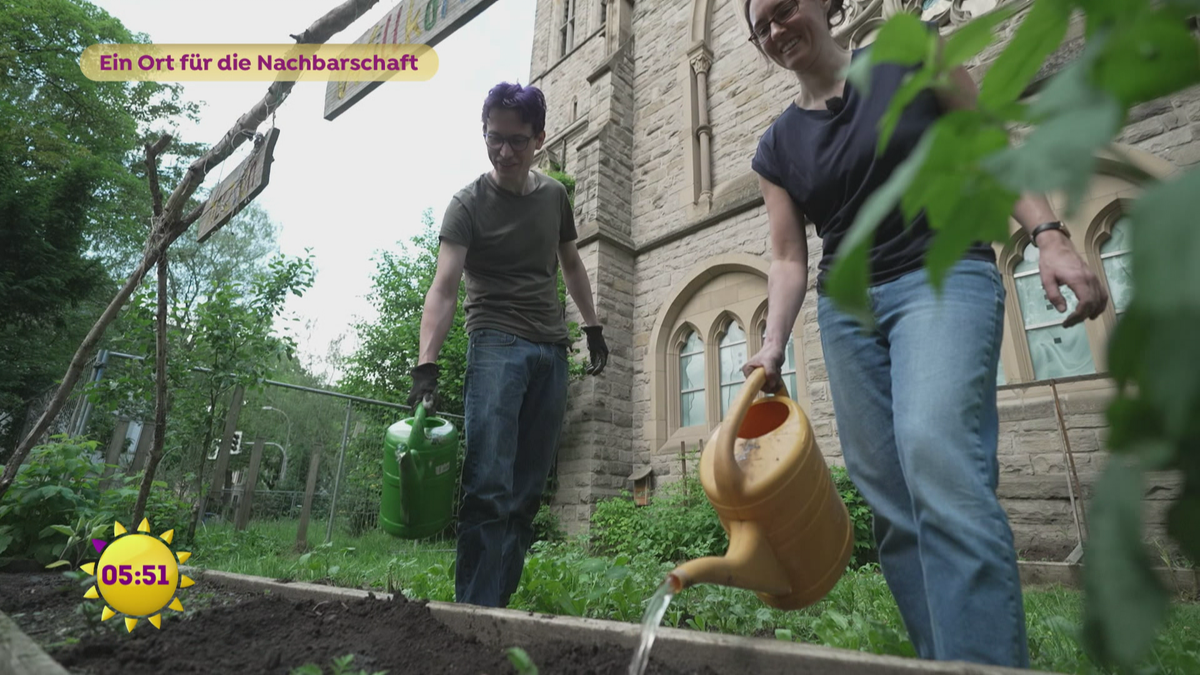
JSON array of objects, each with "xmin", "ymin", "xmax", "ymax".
[
  {"xmin": 824, "ymin": 1, "xmax": 1200, "ymax": 670},
  {"xmin": 532, "ymin": 503, "xmax": 565, "ymax": 543},
  {"xmin": 290, "ymin": 654, "xmax": 386, "ymax": 675},
  {"xmin": 505, "ymin": 646, "xmax": 539, "ymax": 675},
  {"xmin": 589, "ymin": 467, "xmax": 727, "ymax": 564},
  {"xmin": 0, "ymin": 437, "xmax": 107, "ymax": 564},
  {"xmin": 829, "ymin": 465, "xmax": 878, "ymax": 567}
]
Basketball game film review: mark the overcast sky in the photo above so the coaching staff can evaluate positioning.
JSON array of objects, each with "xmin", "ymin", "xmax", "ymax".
[{"xmin": 91, "ymin": 0, "xmax": 537, "ymax": 382}]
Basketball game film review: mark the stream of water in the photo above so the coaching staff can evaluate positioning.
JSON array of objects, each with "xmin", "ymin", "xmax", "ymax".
[{"xmin": 628, "ymin": 579, "xmax": 675, "ymax": 675}]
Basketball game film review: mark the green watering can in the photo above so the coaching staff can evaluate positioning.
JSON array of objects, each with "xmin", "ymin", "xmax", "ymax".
[{"xmin": 380, "ymin": 399, "xmax": 459, "ymax": 539}]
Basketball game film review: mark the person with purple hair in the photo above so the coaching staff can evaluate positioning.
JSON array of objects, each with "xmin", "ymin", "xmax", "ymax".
[{"xmin": 408, "ymin": 81, "xmax": 609, "ymax": 608}]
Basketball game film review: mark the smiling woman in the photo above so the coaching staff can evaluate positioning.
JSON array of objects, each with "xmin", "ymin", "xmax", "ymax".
[{"xmin": 736, "ymin": 0, "xmax": 1110, "ymax": 669}]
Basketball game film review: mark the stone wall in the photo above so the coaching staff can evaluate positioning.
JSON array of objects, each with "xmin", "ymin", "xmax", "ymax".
[{"xmin": 524, "ymin": 0, "xmax": 1198, "ymax": 561}]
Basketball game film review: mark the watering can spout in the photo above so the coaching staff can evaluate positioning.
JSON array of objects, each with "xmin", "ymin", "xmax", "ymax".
[{"xmin": 667, "ymin": 519, "xmax": 791, "ymax": 597}]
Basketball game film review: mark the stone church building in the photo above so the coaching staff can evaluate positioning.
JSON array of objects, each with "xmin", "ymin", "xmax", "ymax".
[{"xmin": 524, "ymin": 0, "xmax": 1193, "ymax": 559}]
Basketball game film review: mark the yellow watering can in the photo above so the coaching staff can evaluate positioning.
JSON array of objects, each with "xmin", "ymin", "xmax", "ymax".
[{"xmin": 667, "ymin": 367, "xmax": 853, "ymax": 610}]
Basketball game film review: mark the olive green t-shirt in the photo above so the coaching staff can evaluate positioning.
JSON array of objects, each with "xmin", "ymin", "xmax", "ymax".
[{"xmin": 439, "ymin": 170, "xmax": 577, "ymax": 345}]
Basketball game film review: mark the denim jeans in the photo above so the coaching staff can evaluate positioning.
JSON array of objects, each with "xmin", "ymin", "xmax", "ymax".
[
  {"xmin": 817, "ymin": 259, "xmax": 1028, "ymax": 667},
  {"xmin": 455, "ymin": 327, "xmax": 568, "ymax": 608}
]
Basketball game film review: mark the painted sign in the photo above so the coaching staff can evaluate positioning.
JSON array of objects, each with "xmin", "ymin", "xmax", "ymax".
[
  {"xmin": 323, "ymin": 0, "xmax": 501, "ymax": 120},
  {"xmin": 196, "ymin": 128, "xmax": 280, "ymax": 243}
]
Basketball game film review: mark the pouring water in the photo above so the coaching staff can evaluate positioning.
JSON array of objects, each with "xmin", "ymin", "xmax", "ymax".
[{"xmin": 628, "ymin": 578, "xmax": 675, "ymax": 675}]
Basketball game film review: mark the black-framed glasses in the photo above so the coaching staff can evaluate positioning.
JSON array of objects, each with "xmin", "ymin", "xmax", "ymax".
[
  {"xmin": 748, "ymin": 0, "xmax": 800, "ymax": 45},
  {"xmin": 484, "ymin": 133, "xmax": 532, "ymax": 151}
]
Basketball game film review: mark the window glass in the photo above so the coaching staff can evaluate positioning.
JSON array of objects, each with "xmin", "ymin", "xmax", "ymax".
[
  {"xmin": 719, "ymin": 323, "xmax": 748, "ymax": 417},
  {"xmin": 1100, "ymin": 216, "xmax": 1132, "ymax": 316},
  {"xmin": 679, "ymin": 330, "xmax": 705, "ymax": 427},
  {"xmin": 1014, "ymin": 242, "xmax": 1095, "ymax": 379}
]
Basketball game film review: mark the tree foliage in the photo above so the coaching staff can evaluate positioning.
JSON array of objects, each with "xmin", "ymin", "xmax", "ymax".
[
  {"xmin": 827, "ymin": 1, "xmax": 1200, "ymax": 669},
  {"xmin": 0, "ymin": 0, "xmax": 201, "ymax": 450}
]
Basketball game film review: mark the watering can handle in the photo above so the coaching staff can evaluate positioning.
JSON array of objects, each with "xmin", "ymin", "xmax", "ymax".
[
  {"xmin": 412, "ymin": 396, "xmax": 430, "ymax": 444},
  {"xmin": 714, "ymin": 367, "xmax": 790, "ymax": 499}
]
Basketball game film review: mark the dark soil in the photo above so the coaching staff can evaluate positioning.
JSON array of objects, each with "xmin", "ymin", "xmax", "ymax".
[{"xmin": 1, "ymin": 572, "xmax": 717, "ymax": 674}]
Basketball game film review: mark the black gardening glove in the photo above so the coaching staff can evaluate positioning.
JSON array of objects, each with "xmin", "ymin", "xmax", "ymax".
[
  {"xmin": 583, "ymin": 326, "xmax": 608, "ymax": 376},
  {"xmin": 407, "ymin": 362, "xmax": 440, "ymax": 415}
]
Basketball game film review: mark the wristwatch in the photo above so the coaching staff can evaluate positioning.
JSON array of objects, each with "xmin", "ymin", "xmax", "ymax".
[{"xmin": 1031, "ymin": 221, "xmax": 1069, "ymax": 247}]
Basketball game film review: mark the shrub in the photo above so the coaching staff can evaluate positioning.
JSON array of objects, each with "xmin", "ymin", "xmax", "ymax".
[
  {"xmin": 0, "ymin": 436, "xmax": 194, "ymax": 566},
  {"xmin": 829, "ymin": 465, "xmax": 878, "ymax": 568},
  {"xmin": 589, "ymin": 462, "xmax": 878, "ymax": 569},
  {"xmin": 589, "ymin": 469, "xmax": 727, "ymax": 564}
]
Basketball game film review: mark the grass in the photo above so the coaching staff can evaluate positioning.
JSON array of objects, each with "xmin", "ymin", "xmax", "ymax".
[{"xmin": 189, "ymin": 518, "xmax": 1200, "ymax": 674}]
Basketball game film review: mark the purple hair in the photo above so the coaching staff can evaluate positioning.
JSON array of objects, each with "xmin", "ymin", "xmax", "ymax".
[{"xmin": 481, "ymin": 82, "xmax": 546, "ymax": 134}]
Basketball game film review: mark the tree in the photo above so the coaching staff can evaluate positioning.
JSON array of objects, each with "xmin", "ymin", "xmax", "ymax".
[
  {"xmin": 340, "ymin": 208, "xmax": 470, "ymax": 415},
  {"xmin": 0, "ymin": 0, "xmax": 201, "ymax": 452},
  {"xmin": 825, "ymin": 2, "xmax": 1200, "ymax": 670}
]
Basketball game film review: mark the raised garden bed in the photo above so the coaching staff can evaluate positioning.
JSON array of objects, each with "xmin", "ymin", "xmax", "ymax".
[{"xmin": 1, "ymin": 569, "xmax": 1050, "ymax": 675}]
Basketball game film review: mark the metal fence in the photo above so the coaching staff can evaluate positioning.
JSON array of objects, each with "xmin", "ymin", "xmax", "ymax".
[{"xmin": 6, "ymin": 348, "xmax": 464, "ymax": 549}]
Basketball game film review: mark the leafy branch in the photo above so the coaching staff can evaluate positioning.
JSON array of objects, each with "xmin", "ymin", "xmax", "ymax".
[
  {"xmin": 0, "ymin": 0, "xmax": 382, "ymax": 501},
  {"xmin": 825, "ymin": 0, "xmax": 1200, "ymax": 670}
]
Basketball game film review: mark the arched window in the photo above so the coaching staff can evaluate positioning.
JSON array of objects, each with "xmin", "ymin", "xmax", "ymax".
[
  {"xmin": 679, "ymin": 330, "xmax": 705, "ymax": 427},
  {"xmin": 1013, "ymin": 241, "xmax": 1096, "ymax": 380},
  {"xmin": 756, "ymin": 318, "xmax": 799, "ymax": 397},
  {"xmin": 781, "ymin": 334, "xmax": 798, "ymax": 398},
  {"xmin": 718, "ymin": 321, "xmax": 748, "ymax": 417},
  {"xmin": 1099, "ymin": 215, "xmax": 1132, "ymax": 317}
]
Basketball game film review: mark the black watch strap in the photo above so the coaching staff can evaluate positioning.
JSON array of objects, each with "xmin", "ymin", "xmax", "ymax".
[{"xmin": 1031, "ymin": 221, "xmax": 1068, "ymax": 246}]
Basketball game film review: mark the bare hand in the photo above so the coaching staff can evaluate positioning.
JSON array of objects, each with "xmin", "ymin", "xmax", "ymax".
[
  {"xmin": 1037, "ymin": 233, "xmax": 1108, "ymax": 328},
  {"xmin": 742, "ymin": 343, "xmax": 786, "ymax": 394}
]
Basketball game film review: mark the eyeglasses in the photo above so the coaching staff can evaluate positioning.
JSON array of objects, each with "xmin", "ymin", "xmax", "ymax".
[
  {"xmin": 484, "ymin": 133, "xmax": 532, "ymax": 151},
  {"xmin": 749, "ymin": 0, "xmax": 800, "ymax": 45}
]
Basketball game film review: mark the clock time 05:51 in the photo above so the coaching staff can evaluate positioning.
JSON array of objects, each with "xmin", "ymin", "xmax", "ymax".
[{"xmin": 100, "ymin": 564, "xmax": 173, "ymax": 586}]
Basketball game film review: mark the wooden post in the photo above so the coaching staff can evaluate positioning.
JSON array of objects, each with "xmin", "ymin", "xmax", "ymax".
[
  {"xmin": 295, "ymin": 447, "xmax": 321, "ymax": 552},
  {"xmin": 197, "ymin": 385, "xmax": 244, "ymax": 524},
  {"xmin": 100, "ymin": 418, "xmax": 130, "ymax": 487},
  {"xmin": 128, "ymin": 423, "xmax": 154, "ymax": 475},
  {"xmin": 235, "ymin": 436, "xmax": 265, "ymax": 531}
]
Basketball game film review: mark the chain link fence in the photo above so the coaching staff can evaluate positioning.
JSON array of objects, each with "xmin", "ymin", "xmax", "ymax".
[{"xmin": 5, "ymin": 349, "xmax": 465, "ymax": 549}]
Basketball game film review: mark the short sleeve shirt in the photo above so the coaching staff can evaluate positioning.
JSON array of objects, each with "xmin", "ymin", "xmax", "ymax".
[
  {"xmin": 439, "ymin": 170, "xmax": 577, "ymax": 344},
  {"xmin": 752, "ymin": 47, "xmax": 995, "ymax": 291}
]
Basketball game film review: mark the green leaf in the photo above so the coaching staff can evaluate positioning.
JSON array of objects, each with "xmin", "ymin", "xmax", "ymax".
[
  {"xmin": 44, "ymin": 560, "xmax": 71, "ymax": 569},
  {"xmin": 877, "ymin": 69, "xmax": 934, "ymax": 155},
  {"xmin": 871, "ymin": 13, "xmax": 933, "ymax": 66},
  {"xmin": 978, "ymin": 0, "xmax": 1071, "ymax": 111},
  {"xmin": 1081, "ymin": 459, "xmax": 1169, "ymax": 671},
  {"xmin": 0, "ymin": 530, "xmax": 12, "ymax": 557},
  {"xmin": 923, "ymin": 175, "xmax": 1015, "ymax": 290},
  {"xmin": 46, "ymin": 524, "xmax": 75, "ymax": 538},
  {"xmin": 981, "ymin": 98, "xmax": 1121, "ymax": 215},
  {"xmin": 940, "ymin": 4, "xmax": 1018, "ymax": 68},
  {"xmin": 845, "ymin": 13, "xmax": 932, "ymax": 96},
  {"xmin": 1092, "ymin": 12, "xmax": 1200, "ymax": 108},
  {"xmin": 827, "ymin": 128, "xmax": 937, "ymax": 324}
]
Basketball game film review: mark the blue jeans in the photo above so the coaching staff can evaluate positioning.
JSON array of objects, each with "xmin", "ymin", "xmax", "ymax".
[
  {"xmin": 817, "ymin": 259, "xmax": 1028, "ymax": 667},
  {"xmin": 455, "ymin": 328, "xmax": 568, "ymax": 607}
]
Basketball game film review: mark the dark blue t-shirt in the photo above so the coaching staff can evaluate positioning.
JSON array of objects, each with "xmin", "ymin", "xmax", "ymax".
[{"xmin": 751, "ymin": 48, "xmax": 995, "ymax": 292}]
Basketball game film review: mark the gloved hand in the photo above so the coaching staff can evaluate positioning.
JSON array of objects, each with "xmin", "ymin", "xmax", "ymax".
[
  {"xmin": 407, "ymin": 362, "xmax": 440, "ymax": 415},
  {"xmin": 583, "ymin": 326, "xmax": 608, "ymax": 376}
]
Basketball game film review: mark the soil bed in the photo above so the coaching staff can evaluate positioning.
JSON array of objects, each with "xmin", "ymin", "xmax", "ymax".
[{"xmin": 1, "ymin": 572, "xmax": 712, "ymax": 674}]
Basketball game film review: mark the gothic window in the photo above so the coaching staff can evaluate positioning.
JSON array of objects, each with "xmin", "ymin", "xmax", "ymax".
[
  {"xmin": 1013, "ymin": 241, "xmax": 1097, "ymax": 380},
  {"xmin": 679, "ymin": 330, "xmax": 705, "ymax": 428},
  {"xmin": 1099, "ymin": 215, "xmax": 1132, "ymax": 317},
  {"xmin": 718, "ymin": 321, "xmax": 748, "ymax": 417},
  {"xmin": 755, "ymin": 319, "xmax": 798, "ymax": 397},
  {"xmin": 560, "ymin": 0, "xmax": 576, "ymax": 56}
]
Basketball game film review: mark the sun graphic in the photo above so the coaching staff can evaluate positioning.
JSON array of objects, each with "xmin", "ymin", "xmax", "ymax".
[{"xmin": 80, "ymin": 519, "xmax": 193, "ymax": 632}]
